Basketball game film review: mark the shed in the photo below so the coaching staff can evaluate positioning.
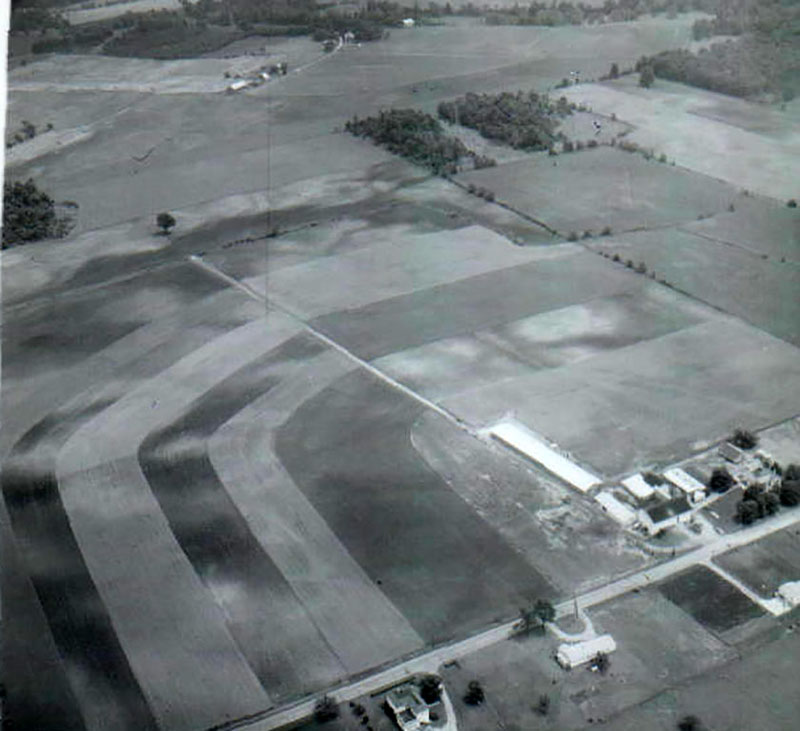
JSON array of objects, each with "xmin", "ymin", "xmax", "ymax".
[
  {"xmin": 664, "ymin": 468, "xmax": 706, "ymax": 496},
  {"xmin": 719, "ymin": 442, "xmax": 744, "ymax": 463},
  {"xmin": 226, "ymin": 79, "xmax": 249, "ymax": 93},
  {"xmin": 639, "ymin": 495, "xmax": 691, "ymax": 534},
  {"xmin": 622, "ymin": 473, "xmax": 655, "ymax": 501},
  {"xmin": 595, "ymin": 491, "xmax": 637, "ymax": 526},
  {"xmin": 556, "ymin": 635, "xmax": 616, "ymax": 669}
]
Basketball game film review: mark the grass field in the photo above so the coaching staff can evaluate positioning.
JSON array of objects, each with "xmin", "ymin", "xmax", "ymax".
[
  {"xmin": 457, "ymin": 145, "xmax": 738, "ymax": 235},
  {"xmin": 602, "ymin": 621, "xmax": 800, "ymax": 731},
  {"xmin": 444, "ymin": 318, "xmax": 800, "ymax": 477},
  {"xmin": 714, "ymin": 526, "xmax": 800, "ymax": 599},
  {"xmin": 589, "ymin": 226, "xmax": 800, "ymax": 347},
  {"xmin": 561, "ymin": 76, "xmax": 800, "ymax": 201},
  {"xmin": 657, "ymin": 565, "xmax": 764, "ymax": 634}
]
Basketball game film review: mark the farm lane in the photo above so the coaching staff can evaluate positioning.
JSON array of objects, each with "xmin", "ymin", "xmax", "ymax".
[{"xmin": 245, "ymin": 504, "xmax": 800, "ymax": 731}]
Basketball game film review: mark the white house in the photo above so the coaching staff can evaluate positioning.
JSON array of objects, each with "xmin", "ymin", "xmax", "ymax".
[
  {"xmin": 622, "ymin": 473, "xmax": 655, "ymax": 502},
  {"xmin": 556, "ymin": 635, "xmax": 616, "ymax": 670},
  {"xmin": 226, "ymin": 79, "xmax": 249, "ymax": 93},
  {"xmin": 402, "ymin": 18, "xmax": 416, "ymax": 27},
  {"xmin": 386, "ymin": 684, "xmax": 430, "ymax": 731},
  {"xmin": 595, "ymin": 491, "xmax": 637, "ymax": 526}
]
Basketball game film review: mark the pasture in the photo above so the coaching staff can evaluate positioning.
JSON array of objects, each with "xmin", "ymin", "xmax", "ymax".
[
  {"xmin": 714, "ymin": 526, "xmax": 800, "ymax": 599},
  {"xmin": 457, "ymin": 145, "xmax": 738, "ymax": 235},
  {"xmin": 589, "ymin": 225, "xmax": 800, "ymax": 347},
  {"xmin": 560, "ymin": 76, "xmax": 800, "ymax": 201}
]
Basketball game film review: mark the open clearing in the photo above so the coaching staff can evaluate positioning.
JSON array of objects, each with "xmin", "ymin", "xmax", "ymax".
[{"xmin": 457, "ymin": 145, "xmax": 738, "ymax": 235}]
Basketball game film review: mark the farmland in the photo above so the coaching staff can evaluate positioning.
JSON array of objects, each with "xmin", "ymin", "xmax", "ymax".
[{"xmin": 4, "ymin": 8, "xmax": 800, "ymax": 731}]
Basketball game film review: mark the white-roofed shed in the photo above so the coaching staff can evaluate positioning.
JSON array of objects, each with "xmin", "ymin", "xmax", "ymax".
[
  {"xmin": 622, "ymin": 474, "xmax": 655, "ymax": 501},
  {"xmin": 595, "ymin": 491, "xmax": 637, "ymax": 526},
  {"xmin": 664, "ymin": 467, "xmax": 706, "ymax": 495},
  {"xmin": 556, "ymin": 635, "xmax": 616, "ymax": 669}
]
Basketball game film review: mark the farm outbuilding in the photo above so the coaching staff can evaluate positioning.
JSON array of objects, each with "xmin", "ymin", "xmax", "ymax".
[
  {"xmin": 595, "ymin": 491, "xmax": 637, "ymax": 526},
  {"xmin": 556, "ymin": 634, "xmax": 617, "ymax": 669},
  {"xmin": 719, "ymin": 442, "xmax": 744, "ymax": 463},
  {"xmin": 664, "ymin": 467, "xmax": 706, "ymax": 496},
  {"xmin": 385, "ymin": 684, "xmax": 430, "ymax": 731},
  {"xmin": 622, "ymin": 473, "xmax": 655, "ymax": 501},
  {"xmin": 777, "ymin": 581, "xmax": 800, "ymax": 609}
]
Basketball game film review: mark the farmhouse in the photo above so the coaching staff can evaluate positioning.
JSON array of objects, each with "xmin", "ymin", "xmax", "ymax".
[
  {"xmin": 403, "ymin": 18, "xmax": 416, "ymax": 27},
  {"xmin": 556, "ymin": 635, "xmax": 617, "ymax": 670},
  {"xmin": 385, "ymin": 684, "xmax": 430, "ymax": 731},
  {"xmin": 595, "ymin": 491, "xmax": 637, "ymax": 526},
  {"xmin": 622, "ymin": 473, "xmax": 655, "ymax": 502}
]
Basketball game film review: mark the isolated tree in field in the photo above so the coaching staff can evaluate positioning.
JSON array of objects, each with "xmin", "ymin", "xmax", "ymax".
[
  {"xmin": 418, "ymin": 674, "xmax": 442, "ymax": 704},
  {"xmin": 639, "ymin": 64, "xmax": 655, "ymax": 88},
  {"xmin": 708, "ymin": 467, "xmax": 734, "ymax": 493},
  {"xmin": 314, "ymin": 695, "xmax": 339, "ymax": 723},
  {"xmin": 609, "ymin": 62, "xmax": 619, "ymax": 79},
  {"xmin": 463, "ymin": 680, "xmax": 484, "ymax": 706},
  {"xmin": 536, "ymin": 693, "xmax": 550, "ymax": 715},
  {"xmin": 677, "ymin": 715, "xmax": 703, "ymax": 731},
  {"xmin": 2, "ymin": 178, "xmax": 70, "ymax": 249},
  {"xmin": 156, "ymin": 212, "xmax": 176, "ymax": 235}
]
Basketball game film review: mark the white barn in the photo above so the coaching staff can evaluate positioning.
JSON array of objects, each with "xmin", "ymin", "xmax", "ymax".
[
  {"xmin": 556, "ymin": 635, "xmax": 617, "ymax": 669},
  {"xmin": 622, "ymin": 473, "xmax": 655, "ymax": 501},
  {"xmin": 664, "ymin": 467, "xmax": 706, "ymax": 497},
  {"xmin": 595, "ymin": 491, "xmax": 637, "ymax": 526}
]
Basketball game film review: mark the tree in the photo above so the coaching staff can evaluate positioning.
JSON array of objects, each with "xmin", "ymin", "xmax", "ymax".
[
  {"xmin": 677, "ymin": 715, "xmax": 703, "ymax": 731},
  {"xmin": 2, "ymin": 178, "xmax": 70, "ymax": 249},
  {"xmin": 536, "ymin": 693, "xmax": 550, "ymax": 716},
  {"xmin": 463, "ymin": 680, "xmax": 484, "ymax": 706},
  {"xmin": 314, "ymin": 695, "xmax": 339, "ymax": 723},
  {"xmin": 534, "ymin": 599, "xmax": 556, "ymax": 623},
  {"xmin": 156, "ymin": 212, "xmax": 176, "ymax": 234},
  {"xmin": 609, "ymin": 62, "xmax": 619, "ymax": 79},
  {"xmin": 731, "ymin": 428, "xmax": 758, "ymax": 449},
  {"xmin": 785, "ymin": 464, "xmax": 800, "ymax": 481},
  {"xmin": 779, "ymin": 480, "xmax": 800, "ymax": 507},
  {"xmin": 639, "ymin": 64, "xmax": 655, "ymax": 88},
  {"xmin": 736, "ymin": 499, "xmax": 760, "ymax": 525},
  {"xmin": 418, "ymin": 675, "xmax": 442, "ymax": 704},
  {"xmin": 708, "ymin": 467, "xmax": 734, "ymax": 493}
]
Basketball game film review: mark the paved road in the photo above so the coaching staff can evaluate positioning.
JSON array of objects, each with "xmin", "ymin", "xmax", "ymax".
[{"xmin": 239, "ymin": 506, "xmax": 800, "ymax": 731}]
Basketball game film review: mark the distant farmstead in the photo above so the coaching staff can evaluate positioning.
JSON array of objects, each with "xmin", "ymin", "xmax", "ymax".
[{"xmin": 403, "ymin": 18, "xmax": 416, "ymax": 27}]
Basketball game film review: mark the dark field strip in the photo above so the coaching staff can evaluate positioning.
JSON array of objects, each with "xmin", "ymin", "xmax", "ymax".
[
  {"xmin": 3, "ymin": 406, "xmax": 157, "ymax": 731},
  {"xmin": 275, "ymin": 368, "xmax": 555, "ymax": 643},
  {"xmin": 311, "ymin": 253, "xmax": 636, "ymax": 361},
  {"xmin": 139, "ymin": 334, "xmax": 347, "ymax": 699},
  {"xmin": 658, "ymin": 565, "xmax": 764, "ymax": 634}
]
